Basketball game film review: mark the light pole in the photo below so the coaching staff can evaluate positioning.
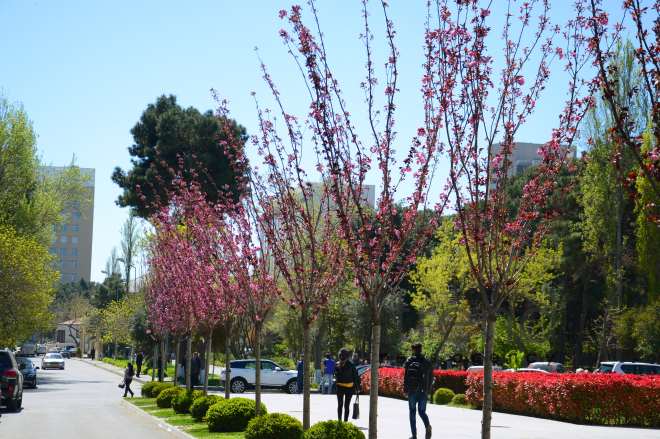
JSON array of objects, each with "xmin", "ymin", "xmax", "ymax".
[{"xmin": 101, "ymin": 270, "xmax": 119, "ymax": 359}]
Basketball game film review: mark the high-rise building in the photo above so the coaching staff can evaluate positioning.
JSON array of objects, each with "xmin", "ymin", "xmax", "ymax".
[{"xmin": 45, "ymin": 167, "xmax": 95, "ymax": 284}]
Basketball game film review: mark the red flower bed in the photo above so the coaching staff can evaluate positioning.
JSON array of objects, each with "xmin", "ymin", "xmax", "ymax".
[
  {"xmin": 466, "ymin": 372, "xmax": 660, "ymax": 427},
  {"xmin": 360, "ymin": 368, "xmax": 470, "ymax": 400}
]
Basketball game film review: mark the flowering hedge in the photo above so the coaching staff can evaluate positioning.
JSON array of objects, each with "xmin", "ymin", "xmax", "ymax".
[
  {"xmin": 360, "ymin": 368, "xmax": 470, "ymax": 400},
  {"xmin": 465, "ymin": 372, "xmax": 660, "ymax": 427}
]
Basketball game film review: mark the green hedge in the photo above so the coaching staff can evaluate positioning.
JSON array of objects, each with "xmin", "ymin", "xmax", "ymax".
[
  {"xmin": 303, "ymin": 420, "xmax": 365, "ymax": 439},
  {"xmin": 172, "ymin": 389, "xmax": 203, "ymax": 414},
  {"xmin": 451, "ymin": 394, "xmax": 467, "ymax": 405},
  {"xmin": 433, "ymin": 388, "xmax": 454, "ymax": 405},
  {"xmin": 190, "ymin": 395, "xmax": 225, "ymax": 421},
  {"xmin": 156, "ymin": 386, "xmax": 184, "ymax": 408},
  {"xmin": 245, "ymin": 413, "xmax": 302, "ymax": 439},
  {"xmin": 205, "ymin": 398, "xmax": 267, "ymax": 432}
]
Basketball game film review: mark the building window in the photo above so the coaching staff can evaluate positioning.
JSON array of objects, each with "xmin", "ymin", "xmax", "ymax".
[
  {"xmin": 60, "ymin": 273, "xmax": 65, "ymax": 281},
  {"xmin": 74, "ymin": 201, "xmax": 80, "ymax": 208},
  {"xmin": 61, "ymin": 224, "xmax": 68, "ymax": 232},
  {"xmin": 59, "ymin": 261, "xmax": 66, "ymax": 268},
  {"xmin": 72, "ymin": 237, "xmax": 78, "ymax": 244},
  {"xmin": 60, "ymin": 248, "xmax": 67, "ymax": 256},
  {"xmin": 73, "ymin": 213, "xmax": 80, "ymax": 220},
  {"xmin": 70, "ymin": 274, "xmax": 76, "ymax": 281},
  {"xmin": 71, "ymin": 249, "xmax": 78, "ymax": 256},
  {"xmin": 71, "ymin": 261, "xmax": 77, "ymax": 268},
  {"xmin": 52, "ymin": 224, "xmax": 57, "ymax": 231},
  {"xmin": 72, "ymin": 225, "xmax": 79, "ymax": 232},
  {"xmin": 61, "ymin": 236, "xmax": 67, "ymax": 244},
  {"xmin": 516, "ymin": 165, "xmax": 526, "ymax": 174},
  {"xmin": 50, "ymin": 248, "xmax": 56, "ymax": 254}
]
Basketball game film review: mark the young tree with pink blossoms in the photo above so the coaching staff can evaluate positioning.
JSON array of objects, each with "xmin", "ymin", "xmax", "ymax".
[{"xmin": 427, "ymin": 1, "xmax": 594, "ymax": 437}]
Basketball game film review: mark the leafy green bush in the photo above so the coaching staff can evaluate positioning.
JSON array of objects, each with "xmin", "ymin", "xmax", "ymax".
[
  {"xmin": 433, "ymin": 388, "xmax": 454, "ymax": 405},
  {"xmin": 245, "ymin": 413, "xmax": 302, "ymax": 439},
  {"xmin": 205, "ymin": 398, "xmax": 267, "ymax": 432},
  {"xmin": 156, "ymin": 386, "xmax": 183, "ymax": 408},
  {"xmin": 451, "ymin": 393, "xmax": 468, "ymax": 405},
  {"xmin": 190, "ymin": 395, "xmax": 225, "ymax": 421},
  {"xmin": 172, "ymin": 389, "xmax": 203, "ymax": 414},
  {"xmin": 152, "ymin": 382, "xmax": 175, "ymax": 398},
  {"xmin": 303, "ymin": 420, "xmax": 365, "ymax": 439},
  {"xmin": 141, "ymin": 381, "xmax": 160, "ymax": 398}
]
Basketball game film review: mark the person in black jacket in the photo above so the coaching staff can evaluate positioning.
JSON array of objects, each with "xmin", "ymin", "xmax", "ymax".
[
  {"xmin": 296, "ymin": 354, "xmax": 304, "ymax": 395},
  {"xmin": 403, "ymin": 342, "xmax": 433, "ymax": 439},
  {"xmin": 334, "ymin": 347, "xmax": 359, "ymax": 422},
  {"xmin": 135, "ymin": 351, "xmax": 144, "ymax": 378}
]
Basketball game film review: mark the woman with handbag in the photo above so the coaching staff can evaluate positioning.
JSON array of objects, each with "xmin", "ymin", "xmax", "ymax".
[
  {"xmin": 122, "ymin": 362, "xmax": 135, "ymax": 397},
  {"xmin": 334, "ymin": 347, "xmax": 360, "ymax": 422}
]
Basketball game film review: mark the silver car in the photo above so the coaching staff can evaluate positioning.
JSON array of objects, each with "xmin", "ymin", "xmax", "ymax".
[{"xmin": 41, "ymin": 353, "xmax": 65, "ymax": 370}]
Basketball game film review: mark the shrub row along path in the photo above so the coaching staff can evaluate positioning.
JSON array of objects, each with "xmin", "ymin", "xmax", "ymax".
[{"xmin": 0, "ymin": 357, "xmax": 175, "ymax": 439}]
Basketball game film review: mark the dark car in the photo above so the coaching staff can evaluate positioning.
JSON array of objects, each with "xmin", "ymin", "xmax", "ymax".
[
  {"xmin": 16, "ymin": 357, "xmax": 38, "ymax": 389},
  {"xmin": 0, "ymin": 349, "xmax": 24, "ymax": 411},
  {"xmin": 60, "ymin": 348, "xmax": 72, "ymax": 359},
  {"xmin": 528, "ymin": 362, "xmax": 568, "ymax": 374}
]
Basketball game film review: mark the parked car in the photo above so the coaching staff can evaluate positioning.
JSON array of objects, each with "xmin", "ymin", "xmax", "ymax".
[
  {"xmin": 41, "ymin": 353, "xmax": 65, "ymax": 370},
  {"xmin": 467, "ymin": 366, "xmax": 503, "ymax": 372},
  {"xmin": 505, "ymin": 368, "xmax": 550, "ymax": 373},
  {"xmin": 36, "ymin": 344, "xmax": 48, "ymax": 355},
  {"xmin": 19, "ymin": 343, "xmax": 37, "ymax": 357},
  {"xmin": 60, "ymin": 349, "xmax": 72, "ymax": 359},
  {"xmin": 597, "ymin": 361, "xmax": 660, "ymax": 376},
  {"xmin": 527, "ymin": 362, "xmax": 568, "ymax": 373},
  {"xmin": 16, "ymin": 358, "xmax": 38, "ymax": 389},
  {"xmin": 220, "ymin": 359, "xmax": 299, "ymax": 394},
  {"xmin": 0, "ymin": 349, "xmax": 24, "ymax": 411}
]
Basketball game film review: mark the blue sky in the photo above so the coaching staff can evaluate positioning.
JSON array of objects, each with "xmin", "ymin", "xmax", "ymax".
[{"xmin": 0, "ymin": 0, "xmax": 626, "ymax": 282}]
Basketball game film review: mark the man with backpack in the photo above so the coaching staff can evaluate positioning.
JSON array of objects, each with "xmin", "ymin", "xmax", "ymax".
[{"xmin": 403, "ymin": 342, "xmax": 433, "ymax": 439}]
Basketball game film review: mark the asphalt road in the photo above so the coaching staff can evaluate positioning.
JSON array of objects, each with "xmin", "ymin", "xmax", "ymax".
[{"xmin": 0, "ymin": 357, "xmax": 175, "ymax": 439}]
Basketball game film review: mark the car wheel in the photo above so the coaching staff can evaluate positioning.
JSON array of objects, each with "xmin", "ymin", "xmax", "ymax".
[
  {"xmin": 7, "ymin": 397, "xmax": 17, "ymax": 412},
  {"xmin": 17, "ymin": 395, "xmax": 22, "ymax": 409},
  {"xmin": 32, "ymin": 379, "xmax": 37, "ymax": 389},
  {"xmin": 230, "ymin": 378, "xmax": 246, "ymax": 393},
  {"xmin": 285, "ymin": 379, "xmax": 297, "ymax": 394}
]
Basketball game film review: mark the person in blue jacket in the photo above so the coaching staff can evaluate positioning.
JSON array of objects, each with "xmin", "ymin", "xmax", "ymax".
[
  {"xmin": 296, "ymin": 354, "xmax": 304, "ymax": 394},
  {"xmin": 322, "ymin": 352, "xmax": 335, "ymax": 394}
]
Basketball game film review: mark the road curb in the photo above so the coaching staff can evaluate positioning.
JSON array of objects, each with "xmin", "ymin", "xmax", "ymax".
[{"xmin": 121, "ymin": 399, "xmax": 196, "ymax": 439}]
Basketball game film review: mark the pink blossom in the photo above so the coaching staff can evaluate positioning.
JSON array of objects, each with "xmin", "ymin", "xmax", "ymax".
[
  {"xmin": 417, "ymin": 127, "xmax": 426, "ymax": 137},
  {"xmin": 599, "ymin": 15, "xmax": 609, "ymax": 26},
  {"xmin": 492, "ymin": 156, "xmax": 503, "ymax": 165},
  {"xmin": 516, "ymin": 76, "xmax": 525, "ymax": 86},
  {"xmin": 480, "ymin": 9, "xmax": 490, "ymax": 17}
]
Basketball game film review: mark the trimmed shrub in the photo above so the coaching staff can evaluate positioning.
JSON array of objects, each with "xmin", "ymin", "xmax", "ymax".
[
  {"xmin": 152, "ymin": 382, "xmax": 175, "ymax": 398},
  {"xmin": 245, "ymin": 413, "xmax": 303, "ymax": 439},
  {"xmin": 465, "ymin": 372, "xmax": 660, "ymax": 427},
  {"xmin": 433, "ymin": 388, "xmax": 454, "ymax": 405},
  {"xmin": 172, "ymin": 389, "xmax": 203, "ymax": 414},
  {"xmin": 303, "ymin": 420, "xmax": 365, "ymax": 439},
  {"xmin": 156, "ymin": 386, "xmax": 184, "ymax": 408},
  {"xmin": 451, "ymin": 393, "xmax": 468, "ymax": 405},
  {"xmin": 141, "ymin": 381, "xmax": 159, "ymax": 398},
  {"xmin": 433, "ymin": 370, "xmax": 470, "ymax": 395},
  {"xmin": 205, "ymin": 397, "xmax": 268, "ymax": 432},
  {"xmin": 190, "ymin": 395, "xmax": 224, "ymax": 421}
]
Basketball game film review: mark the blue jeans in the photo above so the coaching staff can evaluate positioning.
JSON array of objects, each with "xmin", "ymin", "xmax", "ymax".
[
  {"xmin": 297, "ymin": 377, "xmax": 303, "ymax": 394},
  {"xmin": 322, "ymin": 373, "xmax": 333, "ymax": 394},
  {"xmin": 408, "ymin": 391, "xmax": 430, "ymax": 438}
]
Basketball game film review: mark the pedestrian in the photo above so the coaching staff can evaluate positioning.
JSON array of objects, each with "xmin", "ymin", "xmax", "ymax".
[
  {"xmin": 351, "ymin": 352, "xmax": 361, "ymax": 368},
  {"xmin": 135, "ymin": 351, "xmax": 144, "ymax": 378},
  {"xmin": 322, "ymin": 352, "xmax": 335, "ymax": 395},
  {"xmin": 192, "ymin": 352, "xmax": 200, "ymax": 387},
  {"xmin": 123, "ymin": 362, "xmax": 135, "ymax": 397},
  {"xmin": 335, "ymin": 347, "xmax": 359, "ymax": 422},
  {"xmin": 296, "ymin": 354, "xmax": 304, "ymax": 395},
  {"xmin": 156, "ymin": 352, "xmax": 162, "ymax": 381},
  {"xmin": 403, "ymin": 342, "xmax": 433, "ymax": 439},
  {"xmin": 90, "ymin": 347, "xmax": 96, "ymax": 361}
]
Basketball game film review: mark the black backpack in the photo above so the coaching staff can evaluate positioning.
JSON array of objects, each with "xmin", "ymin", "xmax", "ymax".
[{"xmin": 407, "ymin": 355, "xmax": 427, "ymax": 392}]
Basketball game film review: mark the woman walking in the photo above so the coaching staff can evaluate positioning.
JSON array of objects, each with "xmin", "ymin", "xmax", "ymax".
[
  {"xmin": 123, "ymin": 362, "xmax": 135, "ymax": 397},
  {"xmin": 335, "ymin": 347, "xmax": 359, "ymax": 422}
]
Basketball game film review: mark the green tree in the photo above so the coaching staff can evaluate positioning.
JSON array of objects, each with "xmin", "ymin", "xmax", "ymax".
[
  {"xmin": 92, "ymin": 273, "xmax": 126, "ymax": 309},
  {"xmin": 111, "ymin": 94, "xmax": 249, "ymax": 218},
  {"xmin": 120, "ymin": 209, "xmax": 140, "ymax": 293}
]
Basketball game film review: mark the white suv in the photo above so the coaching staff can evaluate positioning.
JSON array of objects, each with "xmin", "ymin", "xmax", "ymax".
[
  {"xmin": 220, "ymin": 359, "xmax": 299, "ymax": 394},
  {"xmin": 597, "ymin": 362, "xmax": 660, "ymax": 375}
]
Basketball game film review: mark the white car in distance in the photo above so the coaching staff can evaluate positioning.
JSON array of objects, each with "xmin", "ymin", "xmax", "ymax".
[{"xmin": 221, "ymin": 359, "xmax": 299, "ymax": 394}]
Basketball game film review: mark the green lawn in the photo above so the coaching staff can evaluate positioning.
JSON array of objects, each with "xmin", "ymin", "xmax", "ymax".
[{"xmin": 126, "ymin": 398, "xmax": 244, "ymax": 439}]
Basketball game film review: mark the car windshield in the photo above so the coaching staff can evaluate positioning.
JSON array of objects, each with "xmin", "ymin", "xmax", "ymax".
[
  {"xmin": 16, "ymin": 358, "xmax": 32, "ymax": 366},
  {"xmin": 529, "ymin": 364, "xmax": 552, "ymax": 372},
  {"xmin": 45, "ymin": 354, "xmax": 63, "ymax": 359},
  {"xmin": 598, "ymin": 364, "xmax": 614, "ymax": 373}
]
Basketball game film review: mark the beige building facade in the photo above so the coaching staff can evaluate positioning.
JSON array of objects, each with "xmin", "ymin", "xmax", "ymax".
[{"xmin": 47, "ymin": 167, "xmax": 96, "ymax": 284}]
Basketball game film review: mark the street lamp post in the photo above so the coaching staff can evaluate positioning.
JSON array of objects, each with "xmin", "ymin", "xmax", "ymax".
[{"xmin": 101, "ymin": 270, "xmax": 119, "ymax": 359}]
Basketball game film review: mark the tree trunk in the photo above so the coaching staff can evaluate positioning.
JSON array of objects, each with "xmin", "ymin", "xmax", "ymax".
[
  {"xmin": 314, "ymin": 309, "xmax": 328, "ymax": 384},
  {"xmin": 431, "ymin": 313, "xmax": 458, "ymax": 366},
  {"xmin": 302, "ymin": 321, "xmax": 312, "ymax": 431},
  {"xmin": 481, "ymin": 312, "xmax": 497, "ymax": 439},
  {"xmin": 152, "ymin": 343, "xmax": 157, "ymax": 382},
  {"xmin": 160, "ymin": 339, "xmax": 166, "ymax": 382},
  {"xmin": 255, "ymin": 322, "xmax": 262, "ymax": 416},
  {"xmin": 203, "ymin": 333, "xmax": 212, "ymax": 395},
  {"xmin": 186, "ymin": 336, "xmax": 192, "ymax": 391},
  {"xmin": 174, "ymin": 339, "xmax": 180, "ymax": 387},
  {"xmin": 575, "ymin": 274, "xmax": 590, "ymax": 367},
  {"xmin": 615, "ymin": 184, "xmax": 624, "ymax": 360},
  {"xmin": 225, "ymin": 322, "xmax": 231, "ymax": 399},
  {"xmin": 368, "ymin": 323, "xmax": 381, "ymax": 439},
  {"xmin": 597, "ymin": 311, "xmax": 610, "ymax": 366}
]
